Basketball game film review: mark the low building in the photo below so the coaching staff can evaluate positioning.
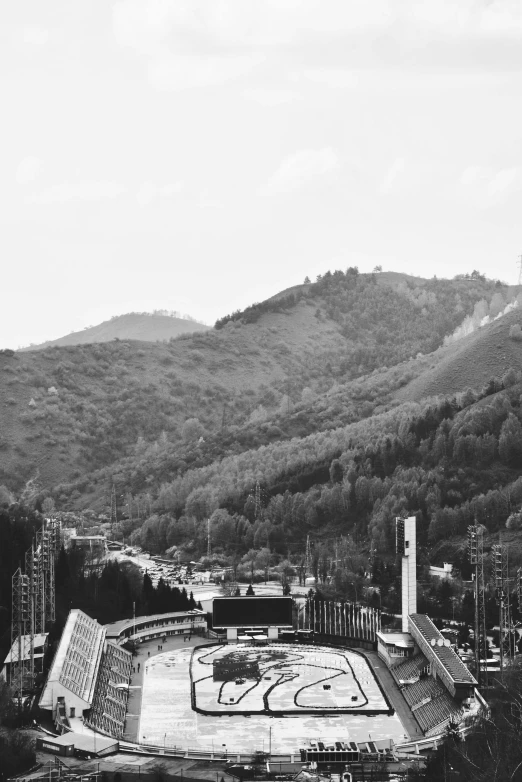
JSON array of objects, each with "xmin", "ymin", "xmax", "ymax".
[
  {"xmin": 36, "ymin": 732, "xmax": 118, "ymax": 758},
  {"xmin": 376, "ymin": 631, "xmax": 415, "ymax": 667},
  {"xmin": 0, "ymin": 633, "xmax": 48, "ymax": 682},
  {"xmin": 429, "ymin": 563, "xmax": 453, "ymax": 579}
]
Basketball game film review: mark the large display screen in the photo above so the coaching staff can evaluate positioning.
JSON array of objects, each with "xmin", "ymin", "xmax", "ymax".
[{"xmin": 212, "ymin": 597, "xmax": 293, "ymax": 628}]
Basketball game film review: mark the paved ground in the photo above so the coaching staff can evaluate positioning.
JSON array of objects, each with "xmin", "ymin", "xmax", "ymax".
[
  {"xmin": 364, "ymin": 651, "xmax": 421, "ymax": 740},
  {"xmin": 124, "ymin": 633, "xmax": 213, "ymax": 743}
]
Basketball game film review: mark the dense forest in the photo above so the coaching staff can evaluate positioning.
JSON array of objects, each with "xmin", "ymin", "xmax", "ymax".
[
  {"xmin": 0, "ymin": 269, "xmax": 511, "ymax": 498},
  {"xmin": 116, "ymin": 367, "xmax": 522, "ymax": 561}
]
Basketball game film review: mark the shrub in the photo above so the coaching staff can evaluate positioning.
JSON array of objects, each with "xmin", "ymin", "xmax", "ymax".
[{"xmin": 509, "ymin": 323, "xmax": 522, "ymax": 341}]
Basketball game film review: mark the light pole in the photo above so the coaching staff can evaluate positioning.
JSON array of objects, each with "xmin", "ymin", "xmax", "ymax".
[{"xmin": 351, "ymin": 582, "xmax": 358, "ymax": 604}]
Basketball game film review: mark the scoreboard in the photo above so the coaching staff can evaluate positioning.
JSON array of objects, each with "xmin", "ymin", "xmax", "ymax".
[{"xmin": 212, "ymin": 596, "xmax": 293, "ymax": 628}]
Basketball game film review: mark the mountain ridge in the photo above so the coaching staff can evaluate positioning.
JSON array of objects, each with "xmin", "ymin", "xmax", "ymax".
[{"xmin": 19, "ymin": 312, "xmax": 209, "ymax": 351}]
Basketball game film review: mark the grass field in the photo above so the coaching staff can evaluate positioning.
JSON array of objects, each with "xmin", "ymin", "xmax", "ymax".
[{"xmin": 138, "ymin": 644, "xmax": 406, "ymax": 754}]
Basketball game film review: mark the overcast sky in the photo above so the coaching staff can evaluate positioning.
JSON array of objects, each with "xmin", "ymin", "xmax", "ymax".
[{"xmin": 3, "ymin": 0, "xmax": 522, "ymax": 347}]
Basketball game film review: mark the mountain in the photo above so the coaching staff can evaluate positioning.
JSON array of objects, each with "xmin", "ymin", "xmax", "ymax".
[
  {"xmin": 1, "ymin": 270, "xmax": 520, "ymax": 548},
  {"xmin": 19, "ymin": 312, "xmax": 209, "ymax": 351},
  {"xmin": 394, "ymin": 305, "xmax": 522, "ymax": 403}
]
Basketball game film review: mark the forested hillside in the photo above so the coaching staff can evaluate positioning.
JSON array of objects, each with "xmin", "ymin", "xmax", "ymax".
[
  {"xmin": 107, "ymin": 364, "xmax": 522, "ymax": 564},
  {"xmin": 3, "ymin": 267, "xmax": 522, "ymax": 575},
  {"xmin": 0, "ymin": 270, "xmax": 507, "ymax": 497}
]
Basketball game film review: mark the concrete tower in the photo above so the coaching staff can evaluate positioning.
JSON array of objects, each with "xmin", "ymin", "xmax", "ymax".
[{"xmin": 396, "ymin": 516, "xmax": 417, "ymax": 632}]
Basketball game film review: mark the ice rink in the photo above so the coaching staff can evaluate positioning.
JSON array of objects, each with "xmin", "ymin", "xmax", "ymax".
[{"xmin": 138, "ymin": 644, "xmax": 407, "ymax": 754}]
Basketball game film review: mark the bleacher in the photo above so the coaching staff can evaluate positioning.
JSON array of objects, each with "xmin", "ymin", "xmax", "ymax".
[
  {"xmin": 89, "ymin": 642, "xmax": 132, "ymax": 738},
  {"xmin": 390, "ymin": 651, "xmax": 465, "ymax": 735},
  {"xmin": 414, "ymin": 692, "xmax": 463, "ymax": 736},
  {"xmin": 400, "ymin": 676, "xmax": 445, "ymax": 709},
  {"xmin": 390, "ymin": 653, "xmax": 428, "ymax": 684}
]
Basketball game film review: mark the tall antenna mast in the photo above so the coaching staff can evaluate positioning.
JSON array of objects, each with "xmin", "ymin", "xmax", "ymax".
[
  {"xmin": 207, "ymin": 518, "xmax": 211, "ymax": 558},
  {"xmin": 517, "ymin": 254, "xmax": 522, "ymax": 287}
]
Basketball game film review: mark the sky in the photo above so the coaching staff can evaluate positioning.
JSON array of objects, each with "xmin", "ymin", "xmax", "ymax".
[{"xmin": 3, "ymin": 0, "xmax": 522, "ymax": 347}]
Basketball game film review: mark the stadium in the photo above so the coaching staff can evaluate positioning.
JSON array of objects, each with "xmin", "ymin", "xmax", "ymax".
[{"xmin": 33, "ymin": 517, "xmax": 487, "ymax": 768}]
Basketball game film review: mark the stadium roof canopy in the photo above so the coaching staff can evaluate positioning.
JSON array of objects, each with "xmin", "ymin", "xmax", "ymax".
[{"xmin": 409, "ymin": 614, "xmax": 476, "ymax": 685}]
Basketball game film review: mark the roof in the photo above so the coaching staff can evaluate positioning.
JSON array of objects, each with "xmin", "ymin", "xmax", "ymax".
[
  {"xmin": 4, "ymin": 633, "xmax": 48, "ymax": 663},
  {"xmin": 377, "ymin": 631, "xmax": 414, "ymax": 648},
  {"xmin": 409, "ymin": 614, "xmax": 477, "ymax": 685},
  {"xmin": 43, "ymin": 732, "xmax": 117, "ymax": 753},
  {"xmin": 39, "ymin": 610, "xmax": 105, "ymax": 709},
  {"xmin": 104, "ymin": 609, "xmax": 206, "ymax": 637}
]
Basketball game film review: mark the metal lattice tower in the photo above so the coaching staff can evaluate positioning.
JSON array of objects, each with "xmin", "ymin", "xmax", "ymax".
[
  {"xmin": 305, "ymin": 535, "xmax": 313, "ymax": 579},
  {"xmin": 110, "ymin": 482, "xmax": 117, "ymax": 530},
  {"xmin": 10, "ymin": 568, "xmax": 31, "ymax": 708},
  {"xmin": 10, "ymin": 517, "xmax": 60, "ymax": 706},
  {"xmin": 468, "ymin": 524, "xmax": 488, "ymax": 687},
  {"xmin": 254, "ymin": 481, "xmax": 261, "ymax": 520},
  {"xmin": 492, "ymin": 544, "xmax": 511, "ymax": 675},
  {"xmin": 517, "ymin": 567, "xmax": 522, "ymax": 613}
]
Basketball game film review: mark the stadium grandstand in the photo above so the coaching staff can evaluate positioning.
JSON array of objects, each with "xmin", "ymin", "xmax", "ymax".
[
  {"xmin": 88, "ymin": 640, "xmax": 132, "ymax": 738},
  {"xmin": 104, "ymin": 608, "xmax": 206, "ymax": 644},
  {"xmin": 375, "ymin": 517, "xmax": 481, "ymax": 738},
  {"xmin": 39, "ymin": 609, "xmax": 132, "ymax": 738}
]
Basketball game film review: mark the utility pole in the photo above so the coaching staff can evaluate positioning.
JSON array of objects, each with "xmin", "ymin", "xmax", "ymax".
[
  {"xmin": 518, "ymin": 254, "xmax": 522, "ymax": 287},
  {"xmin": 207, "ymin": 518, "xmax": 211, "ymax": 559}
]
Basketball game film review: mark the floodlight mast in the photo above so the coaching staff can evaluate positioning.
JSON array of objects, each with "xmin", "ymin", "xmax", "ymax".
[{"xmin": 468, "ymin": 524, "xmax": 487, "ymax": 688}]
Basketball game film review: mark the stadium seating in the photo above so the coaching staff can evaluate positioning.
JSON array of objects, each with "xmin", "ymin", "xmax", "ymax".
[
  {"xmin": 390, "ymin": 653, "xmax": 428, "ymax": 684},
  {"xmin": 391, "ymin": 651, "xmax": 464, "ymax": 735},
  {"xmin": 414, "ymin": 692, "xmax": 463, "ymax": 736},
  {"xmin": 401, "ymin": 676, "xmax": 445, "ymax": 708},
  {"xmin": 88, "ymin": 642, "xmax": 132, "ymax": 738}
]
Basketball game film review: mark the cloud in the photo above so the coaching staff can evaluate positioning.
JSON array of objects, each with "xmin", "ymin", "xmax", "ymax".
[
  {"xmin": 136, "ymin": 181, "xmax": 184, "ymax": 206},
  {"xmin": 260, "ymin": 147, "xmax": 339, "ymax": 195},
  {"xmin": 29, "ymin": 181, "xmax": 126, "ymax": 204},
  {"xmin": 112, "ymin": 1, "xmax": 522, "ymax": 93},
  {"xmin": 16, "ymin": 157, "xmax": 43, "ymax": 185},
  {"xmin": 379, "ymin": 158, "xmax": 405, "ymax": 194},
  {"xmin": 243, "ymin": 88, "xmax": 298, "ymax": 106},
  {"xmin": 113, "ymin": 1, "xmax": 265, "ymax": 90},
  {"xmin": 22, "ymin": 27, "xmax": 49, "ymax": 46},
  {"xmin": 458, "ymin": 164, "xmax": 520, "ymax": 207},
  {"xmin": 148, "ymin": 53, "xmax": 264, "ymax": 91},
  {"xmin": 488, "ymin": 167, "xmax": 519, "ymax": 196}
]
